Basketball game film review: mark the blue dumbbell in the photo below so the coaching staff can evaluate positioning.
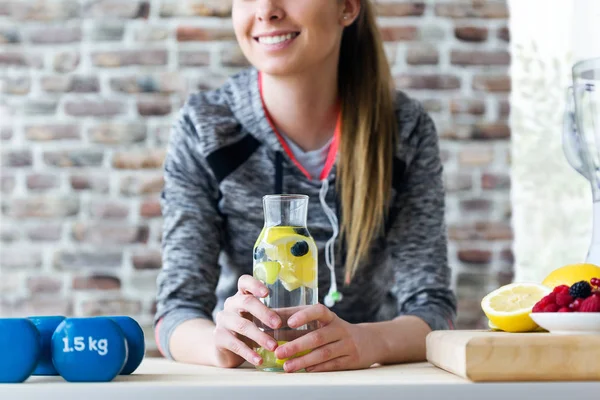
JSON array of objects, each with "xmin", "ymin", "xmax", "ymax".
[
  {"xmin": 28, "ymin": 315, "xmax": 66, "ymax": 375},
  {"xmin": 0, "ymin": 318, "xmax": 41, "ymax": 383},
  {"xmin": 108, "ymin": 316, "xmax": 145, "ymax": 375},
  {"xmin": 51, "ymin": 317, "xmax": 128, "ymax": 382}
]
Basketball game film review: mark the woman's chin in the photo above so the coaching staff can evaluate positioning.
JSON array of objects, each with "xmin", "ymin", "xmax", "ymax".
[{"xmin": 254, "ymin": 60, "xmax": 305, "ymax": 77}]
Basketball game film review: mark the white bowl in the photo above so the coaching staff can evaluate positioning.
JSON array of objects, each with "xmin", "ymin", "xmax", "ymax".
[{"xmin": 530, "ymin": 312, "xmax": 600, "ymax": 334}]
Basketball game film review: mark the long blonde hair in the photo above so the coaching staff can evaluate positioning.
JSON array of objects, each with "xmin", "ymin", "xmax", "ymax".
[{"xmin": 338, "ymin": 0, "xmax": 397, "ymax": 283}]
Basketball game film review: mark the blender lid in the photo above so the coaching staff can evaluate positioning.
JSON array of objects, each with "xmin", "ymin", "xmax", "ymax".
[{"xmin": 573, "ymin": 57, "xmax": 600, "ymax": 80}]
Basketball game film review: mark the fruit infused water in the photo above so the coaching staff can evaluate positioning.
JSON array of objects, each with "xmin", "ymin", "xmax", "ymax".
[{"xmin": 253, "ymin": 194, "xmax": 318, "ymax": 371}]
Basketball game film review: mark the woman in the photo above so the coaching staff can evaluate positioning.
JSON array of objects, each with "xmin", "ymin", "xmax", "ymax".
[{"xmin": 154, "ymin": 0, "xmax": 457, "ymax": 373}]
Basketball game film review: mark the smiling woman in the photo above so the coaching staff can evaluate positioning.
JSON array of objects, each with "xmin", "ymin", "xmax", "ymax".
[
  {"xmin": 233, "ymin": 0, "xmax": 346, "ymax": 78},
  {"xmin": 154, "ymin": 0, "xmax": 457, "ymax": 373}
]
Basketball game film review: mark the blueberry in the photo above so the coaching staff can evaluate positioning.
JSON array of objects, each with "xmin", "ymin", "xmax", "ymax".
[
  {"xmin": 290, "ymin": 241, "xmax": 309, "ymax": 257},
  {"xmin": 254, "ymin": 247, "xmax": 265, "ymax": 260}
]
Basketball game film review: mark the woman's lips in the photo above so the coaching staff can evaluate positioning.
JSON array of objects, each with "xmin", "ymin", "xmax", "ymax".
[{"xmin": 253, "ymin": 32, "xmax": 300, "ymax": 51}]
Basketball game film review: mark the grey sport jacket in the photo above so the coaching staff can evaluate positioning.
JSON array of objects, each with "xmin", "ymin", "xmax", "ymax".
[{"xmin": 154, "ymin": 67, "xmax": 457, "ymax": 359}]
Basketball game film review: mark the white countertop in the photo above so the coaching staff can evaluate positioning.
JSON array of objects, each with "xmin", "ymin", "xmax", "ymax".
[{"xmin": 1, "ymin": 357, "xmax": 599, "ymax": 399}]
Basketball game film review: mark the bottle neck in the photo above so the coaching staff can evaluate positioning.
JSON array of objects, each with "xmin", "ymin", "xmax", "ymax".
[{"xmin": 263, "ymin": 195, "xmax": 308, "ymax": 227}]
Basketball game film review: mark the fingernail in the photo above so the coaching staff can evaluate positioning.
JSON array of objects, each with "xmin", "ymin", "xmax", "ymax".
[
  {"xmin": 288, "ymin": 317, "xmax": 297, "ymax": 326},
  {"xmin": 261, "ymin": 288, "xmax": 268, "ymax": 296},
  {"xmin": 253, "ymin": 356, "xmax": 262, "ymax": 365},
  {"xmin": 268, "ymin": 340, "xmax": 277, "ymax": 351},
  {"xmin": 270, "ymin": 316, "xmax": 280, "ymax": 327},
  {"xmin": 284, "ymin": 362, "xmax": 294, "ymax": 373}
]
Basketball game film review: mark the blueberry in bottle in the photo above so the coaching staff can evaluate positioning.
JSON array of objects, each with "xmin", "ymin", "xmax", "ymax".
[
  {"xmin": 291, "ymin": 241, "xmax": 309, "ymax": 257},
  {"xmin": 253, "ymin": 247, "xmax": 265, "ymax": 261}
]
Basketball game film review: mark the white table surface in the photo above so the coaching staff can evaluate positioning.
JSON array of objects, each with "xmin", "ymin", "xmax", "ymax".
[{"xmin": 1, "ymin": 357, "xmax": 599, "ymax": 400}]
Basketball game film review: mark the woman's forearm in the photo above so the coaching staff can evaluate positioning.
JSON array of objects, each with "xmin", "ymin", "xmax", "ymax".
[
  {"xmin": 168, "ymin": 318, "xmax": 224, "ymax": 367},
  {"xmin": 359, "ymin": 315, "xmax": 432, "ymax": 366}
]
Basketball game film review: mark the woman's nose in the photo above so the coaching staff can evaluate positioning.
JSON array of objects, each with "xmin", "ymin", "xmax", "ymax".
[{"xmin": 255, "ymin": 0, "xmax": 284, "ymax": 22}]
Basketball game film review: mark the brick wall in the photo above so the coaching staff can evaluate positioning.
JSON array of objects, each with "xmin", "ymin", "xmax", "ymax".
[{"xmin": 0, "ymin": 0, "xmax": 511, "ymax": 352}]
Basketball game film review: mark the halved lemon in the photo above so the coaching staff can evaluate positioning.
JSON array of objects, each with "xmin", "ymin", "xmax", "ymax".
[
  {"xmin": 254, "ymin": 261, "xmax": 281, "ymax": 285},
  {"xmin": 487, "ymin": 320, "xmax": 501, "ymax": 331},
  {"xmin": 481, "ymin": 282, "xmax": 552, "ymax": 333},
  {"xmin": 487, "ymin": 319, "xmax": 546, "ymax": 333}
]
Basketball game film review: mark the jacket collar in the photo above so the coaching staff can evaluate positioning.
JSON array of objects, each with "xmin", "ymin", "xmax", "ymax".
[{"xmin": 227, "ymin": 67, "xmax": 338, "ymax": 184}]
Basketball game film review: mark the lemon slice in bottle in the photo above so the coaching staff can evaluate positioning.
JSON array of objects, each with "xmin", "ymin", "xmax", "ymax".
[
  {"xmin": 261, "ymin": 228, "xmax": 317, "ymax": 290},
  {"xmin": 273, "ymin": 341, "xmax": 311, "ymax": 366},
  {"xmin": 254, "ymin": 261, "xmax": 281, "ymax": 285},
  {"xmin": 279, "ymin": 267, "xmax": 302, "ymax": 291}
]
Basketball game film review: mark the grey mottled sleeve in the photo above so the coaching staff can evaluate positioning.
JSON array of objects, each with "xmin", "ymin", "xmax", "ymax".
[
  {"xmin": 154, "ymin": 105, "xmax": 224, "ymax": 359},
  {"xmin": 388, "ymin": 105, "xmax": 457, "ymax": 331}
]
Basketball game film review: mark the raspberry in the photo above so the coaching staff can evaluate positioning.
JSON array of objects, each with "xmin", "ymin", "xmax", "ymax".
[
  {"xmin": 532, "ymin": 302, "xmax": 545, "ymax": 313},
  {"xmin": 591, "ymin": 277, "xmax": 600, "ymax": 287},
  {"xmin": 553, "ymin": 285, "xmax": 570, "ymax": 294},
  {"xmin": 558, "ymin": 307, "xmax": 571, "ymax": 312},
  {"xmin": 569, "ymin": 281, "xmax": 592, "ymax": 299},
  {"xmin": 542, "ymin": 293, "xmax": 556, "ymax": 305},
  {"xmin": 569, "ymin": 298, "xmax": 582, "ymax": 311},
  {"xmin": 556, "ymin": 292, "xmax": 573, "ymax": 307},
  {"xmin": 533, "ymin": 293, "xmax": 557, "ymax": 312},
  {"xmin": 543, "ymin": 304, "xmax": 560, "ymax": 312},
  {"xmin": 579, "ymin": 294, "xmax": 600, "ymax": 312}
]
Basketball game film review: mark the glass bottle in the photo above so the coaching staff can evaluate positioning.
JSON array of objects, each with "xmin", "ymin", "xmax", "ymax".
[{"xmin": 252, "ymin": 194, "xmax": 318, "ymax": 371}]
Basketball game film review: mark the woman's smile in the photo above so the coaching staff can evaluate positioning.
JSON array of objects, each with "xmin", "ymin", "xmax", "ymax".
[
  {"xmin": 232, "ymin": 0, "xmax": 345, "ymax": 75},
  {"xmin": 253, "ymin": 31, "xmax": 301, "ymax": 51}
]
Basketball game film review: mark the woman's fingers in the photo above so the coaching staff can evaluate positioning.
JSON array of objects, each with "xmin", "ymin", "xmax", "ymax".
[
  {"xmin": 275, "ymin": 324, "xmax": 338, "ymax": 360},
  {"xmin": 213, "ymin": 326, "xmax": 262, "ymax": 366},
  {"xmin": 287, "ymin": 303, "xmax": 335, "ymax": 328},
  {"xmin": 216, "ymin": 310, "xmax": 279, "ymax": 353},
  {"xmin": 267, "ymin": 327, "xmax": 309, "ymax": 342},
  {"xmin": 238, "ymin": 274, "xmax": 268, "ymax": 297},
  {"xmin": 305, "ymin": 356, "xmax": 351, "ymax": 373},
  {"xmin": 223, "ymin": 292, "xmax": 282, "ymax": 330},
  {"xmin": 234, "ymin": 275, "xmax": 282, "ymax": 328},
  {"xmin": 269, "ymin": 305, "xmax": 314, "ymax": 325},
  {"xmin": 238, "ymin": 311, "xmax": 259, "ymax": 349},
  {"xmin": 282, "ymin": 339, "xmax": 346, "ymax": 373}
]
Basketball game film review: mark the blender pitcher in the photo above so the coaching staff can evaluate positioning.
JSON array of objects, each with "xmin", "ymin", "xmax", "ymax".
[{"xmin": 563, "ymin": 57, "xmax": 600, "ymax": 265}]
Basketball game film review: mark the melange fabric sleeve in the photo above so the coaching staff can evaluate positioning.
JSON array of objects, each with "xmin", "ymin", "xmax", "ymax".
[
  {"xmin": 154, "ymin": 103, "xmax": 224, "ymax": 359},
  {"xmin": 388, "ymin": 102, "xmax": 457, "ymax": 331}
]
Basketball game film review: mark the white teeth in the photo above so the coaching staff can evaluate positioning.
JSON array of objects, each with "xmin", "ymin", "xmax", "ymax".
[{"xmin": 258, "ymin": 33, "xmax": 296, "ymax": 45}]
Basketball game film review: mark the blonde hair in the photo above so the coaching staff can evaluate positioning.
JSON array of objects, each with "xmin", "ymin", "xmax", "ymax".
[{"xmin": 338, "ymin": 0, "xmax": 397, "ymax": 283}]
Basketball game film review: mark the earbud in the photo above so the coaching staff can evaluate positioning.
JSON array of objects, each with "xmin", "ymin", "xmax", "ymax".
[
  {"xmin": 324, "ymin": 290, "xmax": 343, "ymax": 308},
  {"xmin": 318, "ymin": 179, "xmax": 343, "ymax": 309}
]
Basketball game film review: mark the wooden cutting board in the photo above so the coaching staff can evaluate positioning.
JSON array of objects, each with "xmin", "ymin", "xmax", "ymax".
[{"xmin": 426, "ymin": 330, "xmax": 600, "ymax": 382}]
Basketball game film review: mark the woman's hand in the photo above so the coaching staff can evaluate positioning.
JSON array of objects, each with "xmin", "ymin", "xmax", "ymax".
[
  {"xmin": 274, "ymin": 304, "xmax": 376, "ymax": 373},
  {"xmin": 213, "ymin": 274, "xmax": 282, "ymax": 368}
]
